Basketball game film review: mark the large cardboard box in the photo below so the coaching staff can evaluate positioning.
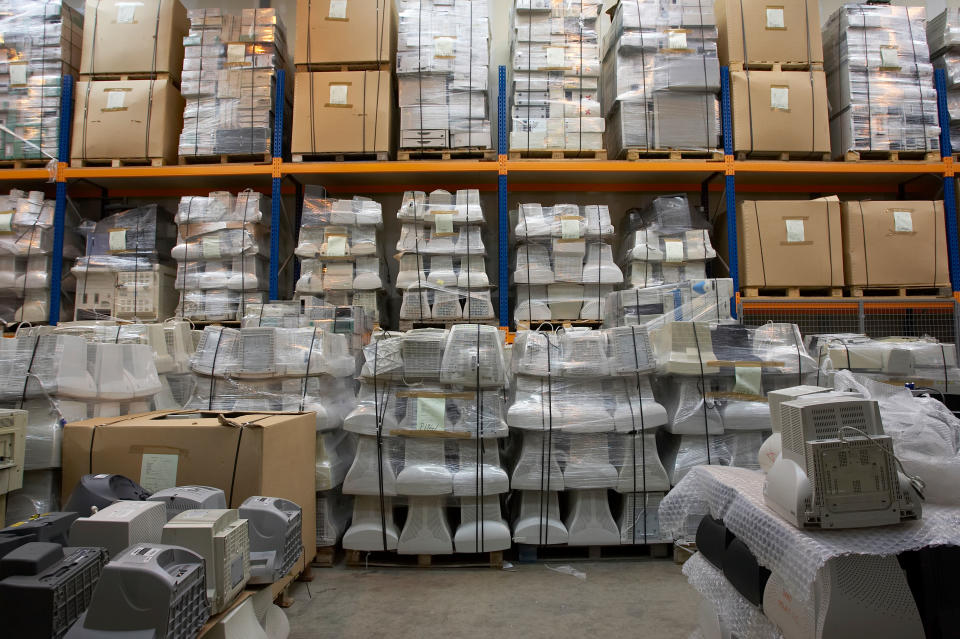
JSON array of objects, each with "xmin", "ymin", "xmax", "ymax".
[
  {"xmin": 295, "ymin": 0, "xmax": 396, "ymax": 66},
  {"xmin": 80, "ymin": 0, "xmax": 188, "ymax": 78},
  {"xmin": 715, "ymin": 0, "xmax": 823, "ymax": 67},
  {"xmin": 292, "ymin": 70, "xmax": 394, "ymax": 155},
  {"xmin": 61, "ymin": 411, "xmax": 316, "ymax": 568},
  {"xmin": 733, "ymin": 198, "xmax": 844, "ymax": 288},
  {"xmin": 731, "ymin": 70, "xmax": 829, "ymax": 154},
  {"xmin": 72, "ymin": 78, "xmax": 184, "ymax": 164},
  {"xmin": 841, "ymin": 200, "xmax": 949, "ymax": 288}
]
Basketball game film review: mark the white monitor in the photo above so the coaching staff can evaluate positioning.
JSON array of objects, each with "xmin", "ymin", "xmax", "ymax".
[
  {"xmin": 147, "ymin": 485, "xmax": 227, "ymax": 520},
  {"xmin": 69, "ymin": 500, "xmax": 166, "ymax": 557}
]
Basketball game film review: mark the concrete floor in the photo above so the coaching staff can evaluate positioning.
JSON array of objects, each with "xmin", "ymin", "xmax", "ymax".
[{"xmin": 285, "ymin": 559, "xmax": 699, "ymax": 639}]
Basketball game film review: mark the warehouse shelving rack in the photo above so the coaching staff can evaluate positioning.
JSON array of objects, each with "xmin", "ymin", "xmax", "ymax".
[{"xmin": 3, "ymin": 66, "xmax": 957, "ymax": 341}]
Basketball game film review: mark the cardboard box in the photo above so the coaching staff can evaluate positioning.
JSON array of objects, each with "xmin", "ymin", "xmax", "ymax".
[
  {"xmin": 295, "ymin": 0, "xmax": 396, "ymax": 66},
  {"xmin": 61, "ymin": 410, "xmax": 316, "ymax": 567},
  {"xmin": 841, "ymin": 200, "xmax": 949, "ymax": 288},
  {"xmin": 734, "ymin": 198, "xmax": 844, "ymax": 288},
  {"xmin": 80, "ymin": 0, "xmax": 189, "ymax": 79},
  {"xmin": 715, "ymin": 0, "xmax": 823, "ymax": 67},
  {"xmin": 292, "ymin": 70, "xmax": 394, "ymax": 155},
  {"xmin": 72, "ymin": 78, "xmax": 184, "ymax": 163},
  {"xmin": 731, "ymin": 70, "xmax": 829, "ymax": 154}
]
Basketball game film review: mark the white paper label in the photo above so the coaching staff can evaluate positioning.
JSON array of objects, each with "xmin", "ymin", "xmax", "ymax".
[
  {"xmin": 880, "ymin": 46, "xmax": 899, "ymax": 68},
  {"xmin": 202, "ymin": 237, "xmax": 221, "ymax": 258},
  {"xmin": 434, "ymin": 36, "xmax": 455, "ymax": 58},
  {"xmin": 139, "ymin": 453, "xmax": 178, "ymax": 492},
  {"xmin": 785, "ymin": 219, "xmax": 805, "ymax": 242},
  {"xmin": 9, "ymin": 63, "xmax": 26, "ymax": 86},
  {"xmin": 664, "ymin": 239, "xmax": 684, "ymax": 262},
  {"xmin": 546, "ymin": 46, "xmax": 565, "ymax": 68},
  {"xmin": 0, "ymin": 212, "xmax": 11, "ymax": 232},
  {"xmin": 328, "ymin": 84, "xmax": 348, "ymax": 105},
  {"xmin": 560, "ymin": 218, "xmax": 580, "ymax": 239},
  {"xmin": 416, "ymin": 397, "xmax": 445, "ymax": 430},
  {"xmin": 106, "ymin": 90, "xmax": 125, "ymax": 110},
  {"xmin": 770, "ymin": 86, "xmax": 789, "ymax": 110},
  {"xmin": 734, "ymin": 366, "xmax": 763, "ymax": 396},
  {"xmin": 109, "ymin": 229, "xmax": 126, "ymax": 251},
  {"xmin": 893, "ymin": 210, "xmax": 913, "ymax": 232},
  {"xmin": 116, "ymin": 4, "xmax": 137, "ymax": 23},
  {"xmin": 327, "ymin": 235, "xmax": 347, "ymax": 256},
  {"xmin": 434, "ymin": 213, "xmax": 454, "ymax": 235},
  {"xmin": 328, "ymin": 0, "xmax": 347, "ymax": 19},
  {"xmin": 227, "ymin": 43, "xmax": 246, "ymax": 64},
  {"xmin": 766, "ymin": 7, "xmax": 785, "ymax": 28},
  {"xmin": 668, "ymin": 31, "xmax": 687, "ymax": 50}
]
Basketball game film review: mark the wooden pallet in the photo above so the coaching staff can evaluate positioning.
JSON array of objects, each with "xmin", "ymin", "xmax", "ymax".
[
  {"xmin": 728, "ymin": 61, "xmax": 824, "ymax": 72},
  {"xmin": 398, "ymin": 148, "xmax": 496, "ymax": 161},
  {"xmin": 312, "ymin": 545, "xmax": 340, "ymax": 567},
  {"xmin": 0, "ymin": 158, "xmax": 52, "ymax": 168},
  {"xmin": 79, "ymin": 72, "xmax": 176, "ymax": 83},
  {"xmin": 345, "ymin": 549, "xmax": 504, "ymax": 568},
  {"xmin": 673, "ymin": 542, "xmax": 697, "ymax": 565},
  {"xmin": 514, "ymin": 542, "xmax": 672, "ymax": 563},
  {"xmin": 178, "ymin": 152, "xmax": 271, "ymax": 165},
  {"xmin": 736, "ymin": 151, "xmax": 831, "ymax": 161},
  {"xmin": 848, "ymin": 286, "xmax": 951, "ymax": 298},
  {"xmin": 70, "ymin": 157, "xmax": 168, "ymax": 168},
  {"xmin": 191, "ymin": 319, "xmax": 242, "ymax": 328},
  {"xmin": 508, "ymin": 149, "xmax": 607, "ymax": 160},
  {"xmin": 620, "ymin": 148, "xmax": 724, "ymax": 161},
  {"xmin": 515, "ymin": 319, "xmax": 602, "ymax": 331},
  {"xmin": 842, "ymin": 150, "xmax": 941, "ymax": 162},
  {"xmin": 398, "ymin": 318, "xmax": 499, "ymax": 332},
  {"xmin": 295, "ymin": 62, "xmax": 391, "ymax": 73},
  {"xmin": 742, "ymin": 286, "xmax": 843, "ymax": 298},
  {"xmin": 292, "ymin": 151, "xmax": 391, "ymax": 163}
]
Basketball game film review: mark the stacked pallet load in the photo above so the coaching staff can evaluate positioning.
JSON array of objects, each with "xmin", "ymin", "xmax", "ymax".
[
  {"xmin": 292, "ymin": 0, "xmax": 396, "ymax": 161},
  {"xmin": 395, "ymin": 189, "xmax": 494, "ymax": 328},
  {"xmin": 0, "ymin": 0, "xmax": 82, "ymax": 164},
  {"xmin": 510, "ymin": 0, "xmax": 604, "ymax": 158},
  {"xmin": 178, "ymin": 7, "xmax": 292, "ymax": 162},
  {"xmin": 928, "ymin": 10, "xmax": 960, "ymax": 152},
  {"xmin": 396, "ymin": 0, "xmax": 492, "ymax": 158},
  {"xmin": 71, "ymin": 0, "xmax": 188, "ymax": 167},
  {"xmin": 512, "ymin": 202, "xmax": 623, "ymax": 326},
  {"xmin": 601, "ymin": 0, "xmax": 721, "ymax": 159},
  {"xmin": 823, "ymin": 4, "xmax": 939, "ymax": 160},
  {"xmin": 341, "ymin": 326, "xmax": 511, "ymax": 561},
  {"xmin": 506, "ymin": 327, "xmax": 674, "ymax": 548},
  {"xmin": 173, "ymin": 190, "xmax": 276, "ymax": 322},
  {"xmin": 0, "ymin": 189, "xmax": 83, "ymax": 324},
  {"xmin": 717, "ymin": 0, "xmax": 829, "ymax": 159},
  {"xmin": 71, "ymin": 204, "xmax": 179, "ymax": 322},
  {"xmin": 295, "ymin": 188, "xmax": 387, "ymax": 325}
]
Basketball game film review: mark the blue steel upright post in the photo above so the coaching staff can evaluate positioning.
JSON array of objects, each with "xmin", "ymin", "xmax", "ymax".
[
  {"xmin": 269, "ymin": 69, "xmax": 285, "ymax": 300},
  {"xmin": 720, "ymin": 66, "xmax": 739, "ymax": 318},
  {"xmin": 498, "ymin": 65, "xmax": 509, "ymax": 327},
  {"xmin": 49, "ymin": 74, "xmax": 74, "ymax": 325},
  {"xmin": 935, "ymin": 68, "xmax": 960, "ymax": 297}
]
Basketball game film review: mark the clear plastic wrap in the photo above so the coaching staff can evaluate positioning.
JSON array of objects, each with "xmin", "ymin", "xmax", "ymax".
[
  {"xmin": 179, "ymin": 8, "xmax": 291, "ymax": 156},
  {"xmin": 661, "ymin": 432, "xmax": 765, "ymax": 485},
  {"xmin": 47, "ymin": 319, "xmax": 194, "ymax": 376},
  {"xmin": 823, "ymin": 5, "xmax": 940, "ymax": 155},
  {"xmin": 175, "ymin": 289, "xmax": 267, "ymax": 322},
  {"xmin": 4, "ymin": 469, "xmax": 60, "ymax": 526},
  {"xmin": 603, "ymin": 279, "xmax": 735, "ymax": 326},
  {"xmin": 316, "ymin": 488, "xmax": 353, "ymax": 547},
  {"xmin": 397, "ymin": 0, "xmax": 491, "ymax": 150},
  {"xmin": 80, "ymin": 204, "xmax": 177, "ymax": 258}
]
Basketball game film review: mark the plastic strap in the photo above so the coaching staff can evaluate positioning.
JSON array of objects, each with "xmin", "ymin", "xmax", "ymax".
[
  {"xmin": 634, "ymin": 0, "xmax": 650, "ymax": 151},
  {"xmin": 144, "ymin": 0, "xmax": 162, "ymax": 160},
  {"xmin": 690, "ymin": 323, "xmax": 712, "ymax": 464},
  {"xmin": 417, "ymin": 1, "xmax": 423, "ymax": 150},
  {"xmin": 940, "ymin": 343, "xmax": 949, "ymax": 392},
  {"xmin": 753, "ymin": 201, "xmax": 767, "ymax": 287},
  {"xmin": 81, "ymin": 0, "xmax": 104, "ymax": 161},
  {"xmin": 299, "ymin": 327, "xmax": 318, "ymax": 411},
  {"xmin": 858, "ymin": 6, "xmax": 873, "ymax": 152},
  {"xmin": 372, "ymin": 0, "xmax": 386, "ymax": 153},
  {"xmin": 858, "ymin": 201, "xmax": 870, "ymax": 287},
  {"xmin": 207, "ymin": 327, "xmax": 225, "ymax": 410},
  {"xmin": 17, "ymin": 334, "xmax": 42, "ymax": 410},
  {"xmin": 474, "ymin": 322, "xmax": 484, "ymax": 552},
  {"xmin": 371, "ymin": 340, "xmax": 389, "ymax": 552},
  {"xmin": 577, "ymin": 0, "xmax": 584, "ymax": 155},
  {"xmin": 803, "ymin": 0, "xmax": 815, "ymax": 152},
  {"xmin": 541, "ymin": 331, "xmax": 555, "ymax": 544},
  {"xmin": 738, "ymin": 0, "xmax": 753, "ymax": 154},
  {"xmin": 904, "ymin": 9, "xmax": 929, "ymax": 152}
]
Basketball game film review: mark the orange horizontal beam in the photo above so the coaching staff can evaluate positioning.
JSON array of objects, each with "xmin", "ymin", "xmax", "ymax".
[
  {"xmin": 742, "ymin": 300, "xmax": 955, "ymax": 312},
  {"xmin": 735, "ymin": 159, "xmax": 945, "ymax": 175},
  {"xmin": 0, "ymin": 168, "xmax": 52, "ymax": 181},
  {"xmin": 65, "ymin": 164, "xmax": 273, "ymax": 179},
  {"xmin": 283, "ymin": 160, "xmax": 497, "ymax": 176},
  {"xmin": 507, "ymin": 159, "xmax": 721, "ymax": 173}
]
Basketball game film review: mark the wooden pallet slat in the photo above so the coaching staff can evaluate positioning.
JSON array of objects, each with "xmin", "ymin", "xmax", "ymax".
[
  {"xmin": 508, "ymin": 149, "xmax": 607, "ymax": 160},
  {"xmin": 79, "ymin": 71, "xmax": 175, "ymax": 82},
  {"xmin": 842, "ymin": 150, "xmax": 941, "ymax": 162},
  {"xmin": 0, "ymin": 158, "xmax": 52, "ymax": 169},
  {"xmin": 345, "ymin": 549, "xmax": 504, "ymax": 568},
  {"xmin": 515, "ymin": 319, "xmax": 603, "ymax": 331},
  {"xmin": 742, "ymin": 286, "xmax": 844, "ymax": 298},
  {"xmin": 70, "ymin": 157, "xmax": 168, "ymax": 168},
  {"xmin": 673, "ymin": 542, "xmax": 697, "ymax": 565},
  {"xmin": 728, "ymin": 61, "xmax": 824, "ymax": 72},
  {"xmin": 515, "ymin": 542, "xmax": 673, "ymax": 563},
  {"xmin": 621, "ymin": 148, "xmax": 724, "ymax": 161},
  {"xmin": 312, "ymin": 545, "xmax": 340, "ymax": 567},
  {"xmin": 398, "ymin": 148, "xmax": 497, "ymax": 161},
  {"xmin": 292, "ymin": 151, "xmax": 391, "ymax": 163},
  {"xmin": 178, "ymin": 152, "xmax": 272, "ymax": 165},
  {"xmin": 847, "ymin": 285, "xmax": 952, "ymax": 298},
  {"xmin": 736, "ymin": 151, "xmax": 831, "ymax": 161},
  {"xmin": 397, "ymin": 318, "xmax": 500, "ymax": 332},
  {"xmin": 295, "ymin": 62, "xmax": 392, "ymax": 73}
]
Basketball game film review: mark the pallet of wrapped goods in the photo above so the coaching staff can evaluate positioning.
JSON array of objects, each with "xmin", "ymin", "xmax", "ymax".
[{"xmin": 928, "ymin": 10, "xmax": 960, "ymax": 155}]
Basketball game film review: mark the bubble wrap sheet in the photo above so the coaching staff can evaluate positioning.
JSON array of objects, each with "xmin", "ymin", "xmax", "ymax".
[
  {"xmin": 660, "ymin": 465, "xmax": 960, "ymax": 599},
  {"xmin": 682, "ymin": 552, "xmax": 782, "ymax": 639}
]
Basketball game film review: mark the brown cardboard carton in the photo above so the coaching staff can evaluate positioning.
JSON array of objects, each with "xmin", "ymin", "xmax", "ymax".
[
  {"xmin": 841, "ymin": 200, "xmax": 949, "ymax": 288},
  {"xmin": 731, "ymin": 70, "xmax": 829, "ymax": 154},
  {"xmin": 736, "ymin": 198, "xmax": 844, "ymax": 287},
  {"xmin": 715, "ymin": 0, "xmax": 823, "ymax": 67},
  {"xmin": 72, "ymin": 78, "xmax": 184, "ymax": 163},
  {"xmin": 80, "ymin": 0, "xmax": 189, "ymax": 79},
  {"xmin": 295, "ymin": 0, "xmax": 397, "ymax": 66},
  {"xmin": 292, "ymin": 70, "xmax": 395, "ymax": 155},
  {"xmin": 61, "ymin": 411, "xmax": 317, "ymax": 567}
]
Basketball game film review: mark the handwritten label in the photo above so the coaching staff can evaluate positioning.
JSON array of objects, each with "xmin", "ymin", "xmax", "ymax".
[
  {"xmin": 734, "ymin": 366, "xmax": 763, "ymax": 396},
  {"xmin": 664, "ymin": 239, "xmax": 684, "ymax": 262},
  {"xmin": 140, "ymin": 453, "xmax": 178, "ymax": 492},
  {"xmin": 785, "ymin": 219, "xmax": 805, "ymax": 242},
  {"xmin": 434, "ymin": 213, "xmax": 454, "ymax": 235},
  {"xmin": 9, "ymin": 63, "xmax": 26, "ymax": 86},
  {"xmin": 329, "ymin": 84, "xmax": 348, "ymax": 105},
  {"xmin": 893, "ymin": 210, "xmax": 913, "ymax": 232},
  {"xmin": 202, "ymin": 237, "xmax": 221, "ymax": 259},
  {"xmin": 106, "ymin": 90, "xmax": 126, "ymax": 110},
  {"xmin": 416, "ymin": 397, "xmax": 445, "ymax": 430},
  {"xmin": 770, "ymin": 86, "xmax": 789, "ymax": 110},
  {"xmin": 109, "ymin": 229, "xmax": 126, "ymax": 251},
  {"xmin": 766, "ymin": 7, "xmax": 785, "ymax": 28},
  {"xmin": 328, "ymin": 0, "xmax": 347, "ymax": 19},
  {"xmin": 116, "ymin": 3, "xmax": 137, "ymax": 23},
  {"xmin": 327, "ymin": 234, "xmax": 346, "ymax": 256}
]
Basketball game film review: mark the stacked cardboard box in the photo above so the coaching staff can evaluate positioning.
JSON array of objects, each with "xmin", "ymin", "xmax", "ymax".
[
  {"xmin": 928, "ymin": 10, "xmax": 960, "ymax": 151},
  {"xmin": 396, "ymin": 0, "xmax": 491, "ymax": 151},
  {"xmin": 717, "ymin": 0, "xmax": 829, "ymax": 157},
  {"xmin": 0, "ymin": 0, "xmax": 81, "ymax": 162},
  {"xmin": 292, "ymin": 0, "xmax": 396, "ymax": 158},
  {"xmin": 823, "ymin": 4, "xmax": 939, "ymax": 158},
  {"xmin": 72, "ymin": 0, "xmax": 188, "ymax": 165},
  {"xmin": 510, "ymin": 0, "xmax": 604, "ymax": 154},
  {"xmin": 179, "ymin": 8, "xmax": 292, "ymax": 159},
  {"xmin": 601, "ymin": 0, "xmax": 720, "ymax": 158}
]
